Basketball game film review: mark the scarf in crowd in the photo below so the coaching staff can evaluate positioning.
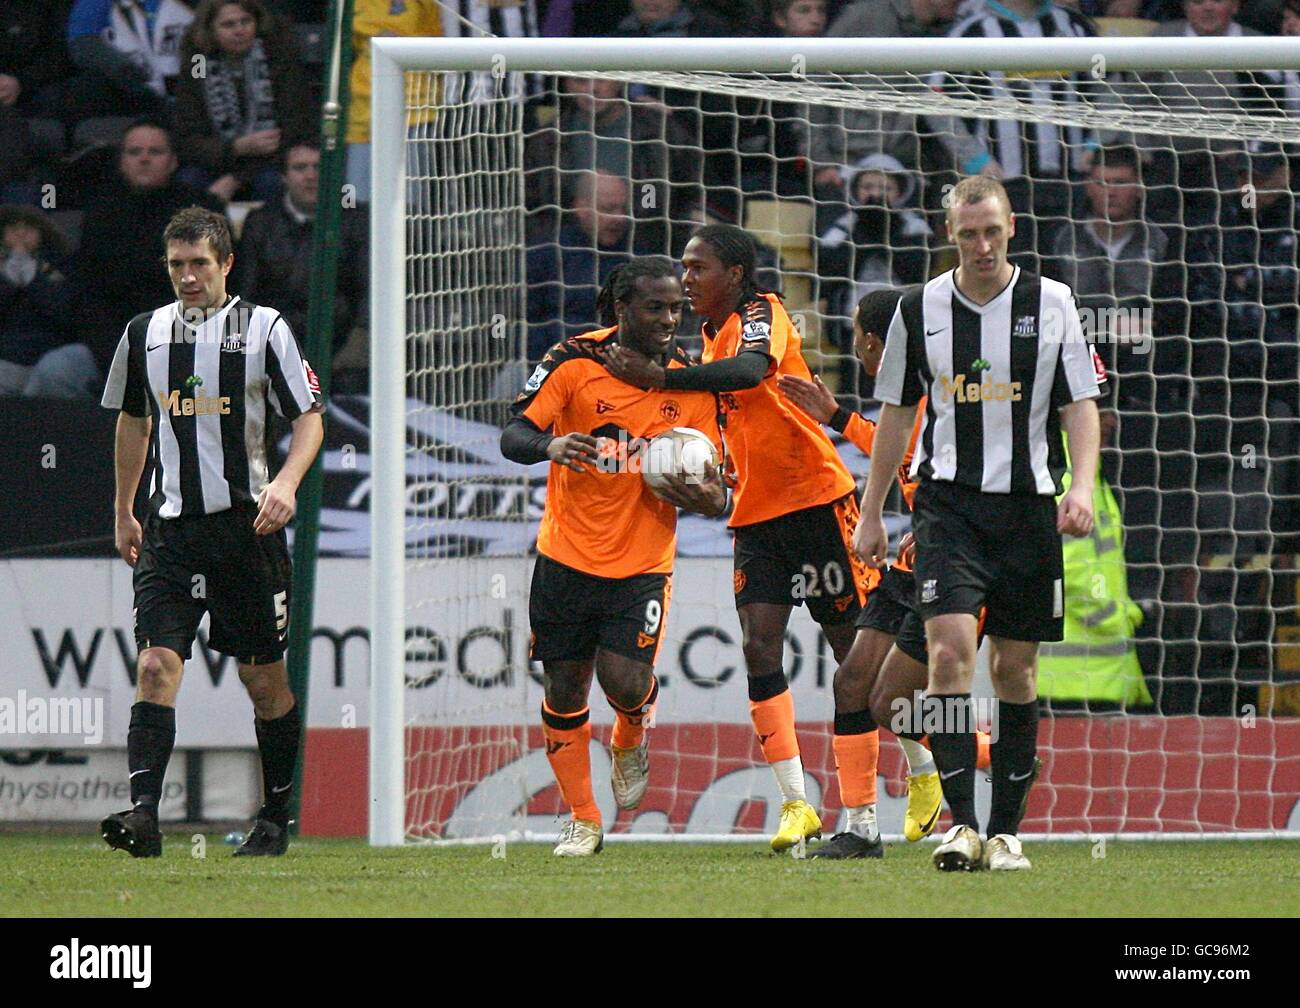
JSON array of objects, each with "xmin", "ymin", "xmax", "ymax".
[{"xmin": 202, "ymin": 38, "xmax": 277, "ymax": 143}]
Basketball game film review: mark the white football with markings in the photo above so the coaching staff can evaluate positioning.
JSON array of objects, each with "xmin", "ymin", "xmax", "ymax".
[{"xmin": 642, "ymin": 427, "xmax": 718, "ymax": 498}]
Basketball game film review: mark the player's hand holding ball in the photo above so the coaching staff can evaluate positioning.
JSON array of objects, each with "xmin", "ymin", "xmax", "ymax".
[
  {"xmin": 254, "ymin": 477, "xmax": 297, "ymax": 535},
  {"xmin": 546, "ymin": 432, "xmax": 600, "ymax": 472},
  {"xmin": 643, "ymin": 428, "xmax": 726, "ymax": 517}
]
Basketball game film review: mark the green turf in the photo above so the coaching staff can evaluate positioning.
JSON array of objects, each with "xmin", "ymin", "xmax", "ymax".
[{"xmin": 2, "ymin": 834, "xmax": 1296, "ymax": 917}]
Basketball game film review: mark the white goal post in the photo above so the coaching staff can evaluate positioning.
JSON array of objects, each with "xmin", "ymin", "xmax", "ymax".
[{"xmin": 368, "ymin": 36, "xmax": 1300, "ymax": 846}]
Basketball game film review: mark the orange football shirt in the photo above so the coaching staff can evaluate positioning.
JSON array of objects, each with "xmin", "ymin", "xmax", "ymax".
[
  {"xmin": 703, "ymin": 293, "xmax": 855, "ymax": 527},
  {"xmin": 839, "ymin": 397, "xmax": 926, "ymax": 513},
  {"xmin": 513, "ymin": 327, "xmax": 723, "ymax": 579}
]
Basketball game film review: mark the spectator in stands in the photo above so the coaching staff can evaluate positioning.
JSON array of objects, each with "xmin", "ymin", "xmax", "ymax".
[
  {"xmin": 613, "ymin": 1, "xmax": 731, "ymax": 37},
  {"xmin": 525, "ymin": 75, "xmax": 698, "ymax": 255},
  {"xmin": 345, "ymin": 0, "xmax": 442, "ymax": 203},
  {"xmin": 174, "ymin": 0, "xmax": 314, "ymax": 204},
  {"xmin": 525, "ymin": 169, "xmax": 634, "ymax": 361},
  {"xmin": 818, "ymin": 153, "xmax": 930, "ymax": 303},
  {"xmin": 1051, "ymin": 145, "xmax": 1171, "ymax": 313},
  {"xmin": 66, "ymin": 0, "xmax": 195, "ymax": 115},
  {"xmin": 927, "ymin": 0, "xmax": 1104, "ymax": 271},
  {"xmin": 806, "ymin": 0, "xmax": 958, "ymax": 206},
  {"xmin": 1195, "ymin": 143, "xmax": 1298, "ymax": 386},
  {"xmin": 1148, "ymin": 0, "xmax": 1268, "ymax": 221},
  {"xmin": 66, "ymin": 118, "xmax": 225, "ymax": 389},
  {"xmin": 770, "ymin": 0, "xmax": 829, "ymax": 35},
  {"xmin": 0, "ymin": 4, "xmax": 76, "ymax": 122},
  {"xmin": 817, "ymin": 153, "xmax": 930, "ymax": 376},
  {"xmin": 235, "ymin": 142, "xmax": 369, "ymax": 392},
  {"xmin": 1284, "ymin": 0, "xmax": 1300, "ymax": 31},
  {"xmin": 612, "ymin": 1, "xmax": 749, "ymax": 212},
  {"xmin": 0, "ymin": 205, "xmax": 72, "ymax": 397},
  {"xmin": 828, "ymin": 0, "xmax": 957, "ymax": 37}
]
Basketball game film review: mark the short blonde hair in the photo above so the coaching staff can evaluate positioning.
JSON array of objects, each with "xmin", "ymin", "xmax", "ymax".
[{"xmin": 946, "ymin": 175, "xmax": 1013, "ymax": 223}]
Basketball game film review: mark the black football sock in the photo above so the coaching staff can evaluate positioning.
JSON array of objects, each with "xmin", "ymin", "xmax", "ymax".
[
  {"xmin": 986, "ymin": 698, "xmax": 1040, "ymax": 838},
  {"xmin": 924, "ymin": 693, "xmax": 978, "ymax": 830},
  {"xmin": 127, "ymin": 701, "xmax": 176, "ymax": 815},
  {"xmin": 255, "ymin": 702, "xmax": 302, "ymax": 825}
]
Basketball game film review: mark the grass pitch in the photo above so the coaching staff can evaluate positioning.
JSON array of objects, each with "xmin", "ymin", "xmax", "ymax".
[{"xmin": 2, "ymin": 834, "xmax": 1296, "ymax": 917}]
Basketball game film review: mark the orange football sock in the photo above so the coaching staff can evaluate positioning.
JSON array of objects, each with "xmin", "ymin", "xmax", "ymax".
[
  {"xmin": 749, "ymin": 689, "xmax": 800, "ymax": 763},
  {"xmin": 541, "ymin": 703, "xmax": 600, "ymax": 824},
  {"xmin": 608, "ymin": 676, "xmax": 659, "ymax": 750},
  {"xmin": 832, "ymin": 730, "xmax": 880, "ymax": 807},
  {"xmin": 920, "ymin": 731, "xmax": 992, "ymax": 771}
]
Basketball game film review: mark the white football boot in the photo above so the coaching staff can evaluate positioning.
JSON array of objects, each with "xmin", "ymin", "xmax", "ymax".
[
  {"xmin": 611, "ymin": 737, "xmax": 650, "ymax": 810},
  {"xmin": 553, "ymin": 819, "xmax": 604, "ymax": 857},
  {"xmin": 932, "ymin": 824, "xmax": 984, "ymax": 872},
  {"xmin": 984, "ymin": 833, "xmax": 1032, "ymax": 871}
]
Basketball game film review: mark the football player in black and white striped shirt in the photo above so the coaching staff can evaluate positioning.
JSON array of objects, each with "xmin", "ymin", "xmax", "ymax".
[
  {"xmin": 856, "ymin": 176, "xmax": 1104, "ymax": 872},
  {"xmin": 99, "ymin": 207, "xmax": 324, "ymax": 859}
]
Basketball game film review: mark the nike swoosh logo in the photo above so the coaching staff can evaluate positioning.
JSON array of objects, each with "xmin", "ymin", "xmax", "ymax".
[
  {"xmin": 918, "ymin": 804, "xmax": 941, "ymax": 835},
  {"xmin": 146, "ymin": 343, "xmax": 167, "ymax": 351},
  {"xmin": 939, "ymin": 768, "xmax": 965, "ymax": 781},
  {"xmin": 129, "ymin": 769, "xmax": 149, "ymax": 778},
  {"xmin": 271, "ymin": 782, "xmax": 292, "ymax": 794},
  {"xmin": 1009, "ymin": 769, "xmax": 1035, "ymax": 782},
  {"xmin": 926, "ymin": 328, "xmax": 946, "ymax": 337}
]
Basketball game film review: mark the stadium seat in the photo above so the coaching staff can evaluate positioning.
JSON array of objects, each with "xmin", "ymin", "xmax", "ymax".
[{"xmin": 744, "ymin": 198, "xmax": 814, "ymax": 271}]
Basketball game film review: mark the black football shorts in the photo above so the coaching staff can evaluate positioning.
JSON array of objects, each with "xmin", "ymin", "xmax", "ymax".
[
  {"xmin": 855, "ymin": 563, "xmax": 913, "ymax": 637},
  {"xmin": 133, "ymin": 503, "xmax": 292, "ymax": 663},
  {"xmin": 732, "ymin": 494, "xmax": 873, "ymax": 625},
  {"xmin": 528, "ymin": 554, "xmax": 671, "ymax": 665},
  {"xmin": 910, "ymin": 480, "xmax": 1064, "ymax": 643}
]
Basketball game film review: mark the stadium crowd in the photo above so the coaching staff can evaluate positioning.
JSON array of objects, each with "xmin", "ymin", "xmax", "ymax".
[{"xmin": 0, "ymin": 0, "xmax": 1296, "ymax": 708}]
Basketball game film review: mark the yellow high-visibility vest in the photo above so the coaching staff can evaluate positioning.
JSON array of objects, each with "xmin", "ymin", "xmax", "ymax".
[{"xmin": 1039, "ymin": 463, "xmax": 1153, "ymax": 705}]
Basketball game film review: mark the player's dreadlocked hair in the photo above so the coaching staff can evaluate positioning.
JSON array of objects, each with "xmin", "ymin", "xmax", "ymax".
[
  {"xmin": 596, "ymin": 256, "xmax": 678, "ymax": 327},
  {"xmin": 690, "ymin": 224, "xmax": 773, "ymax": 305}
]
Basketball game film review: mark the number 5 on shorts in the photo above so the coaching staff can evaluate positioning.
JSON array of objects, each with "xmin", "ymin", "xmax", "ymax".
[{"xmin": 274, "ymin": 590, "xmax": 288, "ymax": 633}]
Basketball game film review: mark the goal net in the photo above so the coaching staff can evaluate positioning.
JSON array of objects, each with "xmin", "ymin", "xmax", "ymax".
[{"xmin": 368, "ymin": 36, "xmax": 1300, "ymax": 844}]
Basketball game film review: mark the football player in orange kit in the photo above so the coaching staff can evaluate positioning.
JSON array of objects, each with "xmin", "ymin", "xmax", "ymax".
[
  {"xmin": 501, "ymin": 257, "xmax": 726, "ymax": 856},
  {"xmin": 605, "ymin": 225, "xmax": 872, "ymax": 852}
]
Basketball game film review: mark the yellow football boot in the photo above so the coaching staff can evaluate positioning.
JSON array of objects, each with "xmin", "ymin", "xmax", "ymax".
[
  {"xmin": 903, "ymin": 770, "xmax": 943, "ymax": 842},
  {"xmin": 771, "ymin": 799, "xmax": 822, "ymax": 852}
]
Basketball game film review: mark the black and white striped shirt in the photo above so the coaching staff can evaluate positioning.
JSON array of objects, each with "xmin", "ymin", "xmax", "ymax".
[
  {"xmin": 440, "ymin": 0, "xmax": 540, "ymax": 101},
  {"xmin": 928, "ymin": 3, "xmax": 1099, "ymax": 180},
  {"xmin": 875, "ymin": 268, "xmax": 1104, "ymax": 496},
  {"xmin": 101, "ymin": 297, "xmax": 323, "ymax": 519}
]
